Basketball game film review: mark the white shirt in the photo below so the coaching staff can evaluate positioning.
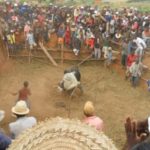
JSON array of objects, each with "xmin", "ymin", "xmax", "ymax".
[
  {"xmin": 133, "ymin": 37, "xmax": 147, "ymax": 50},
  {"xmin": 63, "ymin": 72, "xmax": 80, "ymax": 90},
  {"xmin": 9, "ymin": 116, "xmax": 37, "ymax": 138},
  {"xmin": 129, "ymin": 62, "xmax": 141, "ymax": 77}
]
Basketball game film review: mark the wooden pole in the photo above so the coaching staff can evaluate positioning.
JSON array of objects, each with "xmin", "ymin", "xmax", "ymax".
[
  {"xmin": 6, "ymin": 44, "xmax": 9, "ymax": 60},
  {"xmin": 28, "ymin": 49, "xmax": 31, "ymax": 64},
  {"xmin": 39, "ymin": 42, "xmax": 58, "ymax": 66},
  {"xmin": 77, "ymin": 54, "xmax": 93, "ymax": 66},
  {"xmin": 61, "ymin": 45, "xmax": 64, "ymax": 64}
]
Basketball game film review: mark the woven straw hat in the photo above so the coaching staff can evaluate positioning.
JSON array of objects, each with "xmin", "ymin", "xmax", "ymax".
[
  {"xmin": 84, "ymin": 101, "xmax": 95, "ymax": 116},
  {"xmin": 8, "ymin": 117, "xmax": 118, "ymax": 150},
  {"xmin": 11, "ymin": 100, "xmax": 29, "ymax": 115}
]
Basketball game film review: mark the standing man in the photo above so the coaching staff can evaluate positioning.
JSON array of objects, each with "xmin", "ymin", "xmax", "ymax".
[
  {"xmin": 133, "ymin": 36, "xmax": 147, "ymax": 62},
  {"xmin": 121, "ymin": 39, "xmax": 128, "ymax": 68},
  {"xmin": 129, "ymin": 59, "xmax": 141, "ymax": 87},
  {"xmin": 9, "ymin": 100, "xmax": 37, "ymax": 139},
  {"xmin": 126, "ymin": 50, "xmax": 137, "ymax": 79},
  {"xmin": 26, "ymin": 30, "xmax": 37, "ymax": 50},
  {"xmin": 12, "ymin": 81, "xmax": 31, "ymax": 107}
]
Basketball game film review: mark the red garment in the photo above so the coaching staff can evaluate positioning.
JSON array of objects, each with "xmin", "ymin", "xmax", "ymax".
[
  {"xmin": 37, "ymin": 15, "xmax": 45, "ymax": 26},
  {"xmin": 18, "ymin": 88, "xmax": 31, "ymax": 100},
  {"xmin": 127, "ymin": 54, "xmax": 137, "ymax": 67},
  {"xmin": 65, "ymin": 26, "xmax": 71, "ymax": 45},
  {"xmin": 88, "ymin": 38, "xmax": 95, "ymax": 49},
  {"xmin": 132, "ymin": 22, "xmax": 138, "ymax": 30}
]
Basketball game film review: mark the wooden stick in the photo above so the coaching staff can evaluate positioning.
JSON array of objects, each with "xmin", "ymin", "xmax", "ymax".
[
  {"xmin": 6, "ymin": 44, "xmax": 9, "ymax": 60},
  {"xmin": 28, "ymin": 49, "xmax": 31, "ymax": 64},
  {"xmin": 39, "ymin": 42, "xmax": 58, "ymax": 66},
  {"xmin": 77, "ymin": 54, "xmax": 93, "ymax": 66},
  {"xmin": 61, "ymin": 45, "xmax": 64, "ymax": 64}
]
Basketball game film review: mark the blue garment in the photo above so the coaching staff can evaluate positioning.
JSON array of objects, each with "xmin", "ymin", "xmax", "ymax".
[
  {"xmin": 147, "ymin": 80, "xmax": 150, "ymax": 91},
  {"xmin": 0, "ymin": 133, "xmax": 11, "ymax": 150},
  {"xmin": 105, "ymin": 15, "xmax": 112, "ymax": 22},
  {"xmin": 127, "ymin": 41, "xmax": 132, "ymax": 55},
  {"xmin": 108, "ymin": 51, "xmax": 112, "ymax": 61},
  {"xmin": 57, "ymin": 29, "xmax": 65, "ymax": 38}
]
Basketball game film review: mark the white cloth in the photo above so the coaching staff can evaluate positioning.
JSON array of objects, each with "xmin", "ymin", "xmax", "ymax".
[
  {"xmin": 102, "ymin": 46, "xmax": 108, "ymax": 59},
  {"xmin": 9, "ymin": 116, "xmax": 37, "ymax": 138},
  {"xmin": 129, "ymin": 62, "xmax": 141, "ymax": 77},
  {"xmin": 133, "ymin": 37, "xmax": 147, "ymax": 50},
  {"xmin": 63, "ymin": 72, "xmax": 80, "ymax": 91}
]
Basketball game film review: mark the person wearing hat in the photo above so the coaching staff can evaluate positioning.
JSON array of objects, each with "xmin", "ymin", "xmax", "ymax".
[
  {"xmin": 9, "ymin": 100, "xmax": 37, "ymax": 139},
  {"xmin": 0, "ymin": 110, "xmax": 11, "ymax": 150},
  {"xmin": 83, "ymin": 101, "xmax": 104, "ymax": 131}
]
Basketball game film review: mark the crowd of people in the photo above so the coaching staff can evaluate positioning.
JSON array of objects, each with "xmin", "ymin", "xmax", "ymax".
[
  {"xmin": 0, "ymin": 0, "xmax": 150, "ymax": 150},
  {"xmin": 0, "ymin": 0, "xmax": 149, "ymax": 87}
]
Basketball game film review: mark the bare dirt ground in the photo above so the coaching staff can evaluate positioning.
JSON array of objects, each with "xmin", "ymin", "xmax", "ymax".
[{"xmin": 0, "ymin": 58, "xmax": 150, "ymax": 149}]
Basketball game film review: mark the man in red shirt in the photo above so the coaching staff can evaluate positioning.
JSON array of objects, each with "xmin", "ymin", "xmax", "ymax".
[
  {"xmin": 126, "ymin": 51, "xmax": 137, "ymax": 79},
  {"xmin": 12, "ymin": 81, "xmax": 31, "ymax": 107}
]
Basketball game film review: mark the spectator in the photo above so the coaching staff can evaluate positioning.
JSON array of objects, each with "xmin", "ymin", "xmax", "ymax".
[
  {"xmin": 26, "ymin": 30, "xmax": 37, "ymax": 50},
  {"xmin": 124, "ymin": 117, "xmax": 150, "ymax": 150},
  {"xmin": 129, "ymin": 59, "xmax": 141, "ymax": 87},
  {"xmin": 83, "ymin": 101, "xmax": 104, "ymax": 131},
  {"xmin": 121, "ymin": 39, "xmax": 128, "ymax": 68},
  {"xmin": 104, "ymin": 47, "xmax": 113, "ymax": 69},
  {"xmin": 133, "ymin": 36, "xmax": 147, "ymax": 62},
  {"xmin": 12, "ymin": 81, "xmax": 31, "ymax": 107},
  {"xmin": 9, "ymin": 100, "xmax": 37, "ymax": 139},
  {"xmin": 94, "ymin": 38, "xmax": 101, "ymax": 60},
  {"xmin": 126, "ymin": 50, "xmax": 137, "ymax": 79},
  {"xmin": 0, "ymin": 110, "xmax": 11, "ymax": 150}
]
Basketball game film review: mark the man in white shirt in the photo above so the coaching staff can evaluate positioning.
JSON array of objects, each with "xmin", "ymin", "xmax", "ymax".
[
  {"xmin": 133, "ymin": 37, "xmax": 147, "ymax": 62},
  {"xmin": 58, "ymin": 67, "xmax": 83, "ymax": 94},
  {"xmin": 9, "ymin": 100, "xmax": 37, "ymax": 139},
  {"xmin": 129, "ymin": 59, "xmax": 141, "ymax": 87}
]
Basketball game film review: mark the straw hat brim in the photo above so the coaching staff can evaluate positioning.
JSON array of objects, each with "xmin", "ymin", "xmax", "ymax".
[
  {"xmin": 8, "ymin": 117, "xmax": 118, "ymax": 150},
  {"xmin": 11, "ymin": 107, "xmax": 30, "ymax": 115}
]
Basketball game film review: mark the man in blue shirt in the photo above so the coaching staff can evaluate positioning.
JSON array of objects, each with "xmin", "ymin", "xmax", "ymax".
[{"xmin": 0, "ymin": 110, "xmax": 11, "ymax": 150}]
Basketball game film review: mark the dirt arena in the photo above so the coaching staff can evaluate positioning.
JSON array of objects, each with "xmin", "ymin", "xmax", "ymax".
[{"xmin": 0, "ymin": 57, "xmax": 150, "ymax": 149}]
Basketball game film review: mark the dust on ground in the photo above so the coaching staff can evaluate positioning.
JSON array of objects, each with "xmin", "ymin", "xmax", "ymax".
[{"xmin": 0, "ymin": 59, "xmax": 150, "ymax": 149}]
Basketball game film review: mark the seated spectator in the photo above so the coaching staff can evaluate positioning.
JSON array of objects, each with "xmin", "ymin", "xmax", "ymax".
[
  {"xmin": 83, "ymin": 101, "xmax": 104, "ymax": 131},
  {"xmin": 0, "ymin": 110, "xmax": 11, "ymax": 150},
  {"xmin": 9, "ymin": 100, "xmax": 37, "ymax": 139}
]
